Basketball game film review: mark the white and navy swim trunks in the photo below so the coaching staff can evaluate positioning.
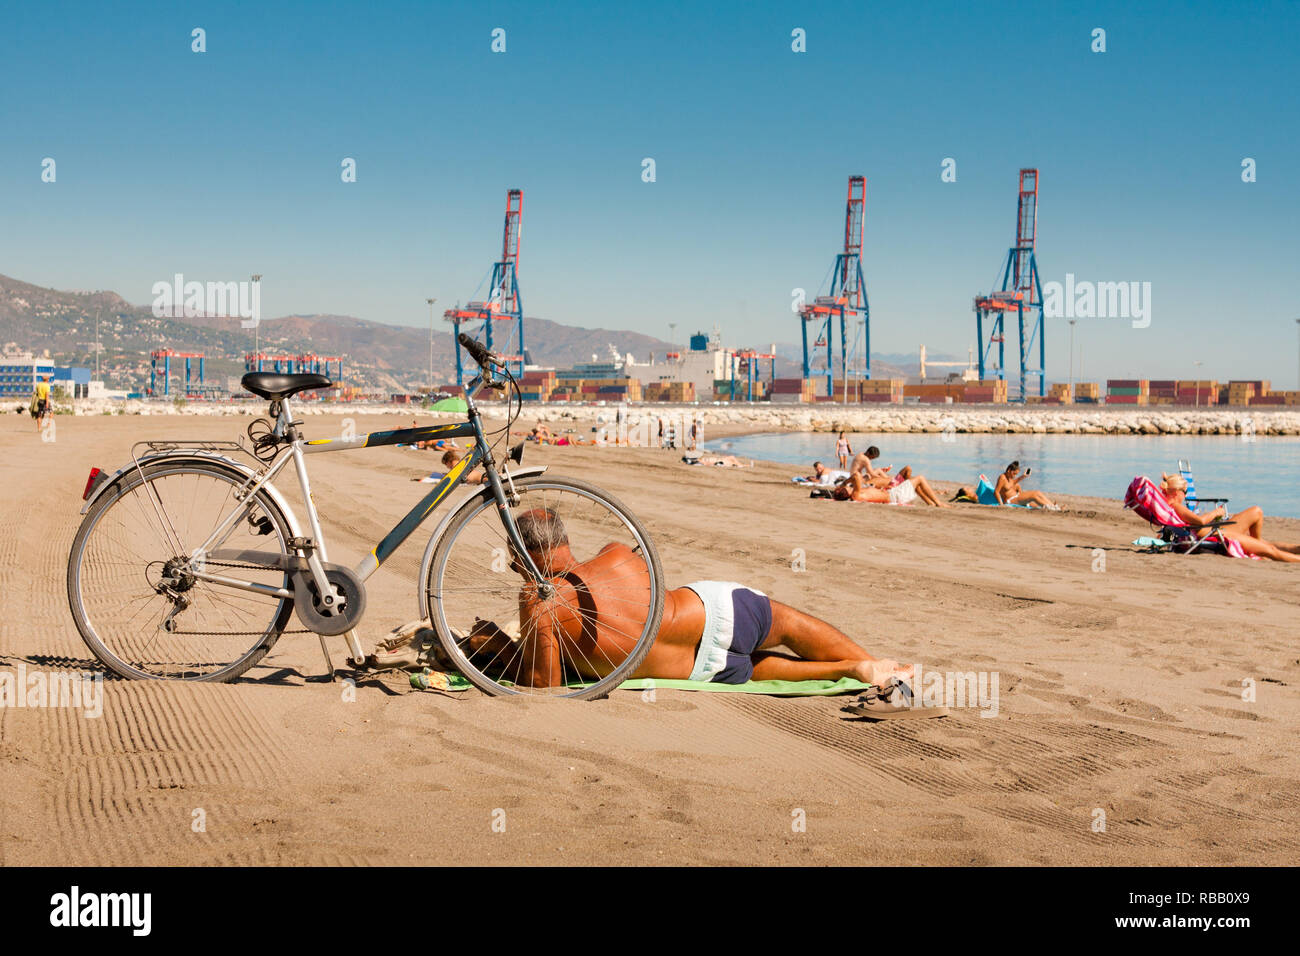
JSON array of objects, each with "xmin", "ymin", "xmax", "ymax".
[{"xmin": 683, "ymin": 581, "xmax": 773, "ymax": 684}]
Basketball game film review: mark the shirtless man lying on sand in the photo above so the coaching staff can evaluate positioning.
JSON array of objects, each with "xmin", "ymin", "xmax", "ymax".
[{"xmin": 372, "ymin": 509, "xmax": 912, "ymax": 689}]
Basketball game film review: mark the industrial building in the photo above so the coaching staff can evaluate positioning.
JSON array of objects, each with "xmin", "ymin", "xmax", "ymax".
[{"xmin": 0, "ymin": 353, "xmax": 92, "ymax": 399}]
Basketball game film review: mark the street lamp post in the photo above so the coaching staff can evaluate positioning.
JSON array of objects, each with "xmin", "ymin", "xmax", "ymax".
[
  {"xmin": 1295, "ymin": 318, "xmax": 1300, "ymax": 390},
  {"xmin": 1193, "ymin": 360, "xmax": 1203, "ymax": 407},
  {"xmin": 1067, "ymin": 319, "xmax": 1076, "ymax": 401},
  {"xmin": 251, "ymin": 275, "xmax": 263, "ymax": 371},
  {"xmin": 427, "ymin": 298, "xmax": 437, "ymax": 396}
]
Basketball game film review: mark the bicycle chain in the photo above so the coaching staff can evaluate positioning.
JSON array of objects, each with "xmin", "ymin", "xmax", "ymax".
[{"xmin": 164, "ymin": 559, "xmax": 312, "ymax": 635}]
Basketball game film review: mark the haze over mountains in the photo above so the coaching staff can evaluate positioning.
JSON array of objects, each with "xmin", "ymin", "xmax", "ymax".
[{"xmin": 1, "ymin": 272, "xmax": 923, "ymax": 393}]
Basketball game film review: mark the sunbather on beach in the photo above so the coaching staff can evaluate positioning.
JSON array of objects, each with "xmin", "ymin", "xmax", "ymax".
[
  {"xmin": 1159, "ymin": 474, "xmax": 1300, "ymax": 562},
  {"xmin": 832, "ymin": 471, "xmax": 948, "ymax": 507},
  {"xmin": 804, "ymin": 461, "xmax": 830, "ymax": 482},
  {"xmin": 444, "ymin": 448, "xmax": 488, "ymax": 483},
  {"xmin": 850, "ymin": 446, "xmax": 912, "ymax": 489},
  {"xmin": 995, "ymin": 462, "xmax": 1058, "ymax": 509},
  {"xmin": 439, "ymin": 509, "xmax": 914, "ymax": 688},
  {"xmin": 686, "ymin": 453, "xmax": 750, "ymax": 467}
]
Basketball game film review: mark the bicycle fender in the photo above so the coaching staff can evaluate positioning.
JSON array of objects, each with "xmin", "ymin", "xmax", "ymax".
[
  {"xmin": 416, "ymin": 464, "xmax": 549, "ymax": 620},
  {"xmin": 78, "ymin": 451, "xmax": 307, "ymax": 541}
]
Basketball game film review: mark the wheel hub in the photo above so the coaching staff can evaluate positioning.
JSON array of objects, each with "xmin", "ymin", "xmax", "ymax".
[{"xmin": 160, "ymin": 557, "xmax": 196, "ymax": 593}]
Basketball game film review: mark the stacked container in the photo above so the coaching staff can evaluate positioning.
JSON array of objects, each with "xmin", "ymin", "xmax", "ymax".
[
  {"xmin": 770, "ymin": 378, "xmax": 817, "ymax": 403},
  {"xmin": 1176, "ymin": 380, "xmax": 1218, "ymax": 405},
  {"xmin": 1147, "ymin": 380, "xmax": 1178, "ymax": 405},
  {"xmin": 1107, "ymin": 380, "xmax": 1150, "ymax": 405},
  {"xmin": 1073, "ymin": 382, "xmax": 1101, "ymax": 403},
  {"xmin": 859, "ymin": 378, "xmax": 905, "ymax": 403}
]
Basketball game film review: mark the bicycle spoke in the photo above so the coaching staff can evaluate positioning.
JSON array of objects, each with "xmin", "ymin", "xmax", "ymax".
[
  {"xmin": 430, "ymin": 478, "xmax": 662, "ymax": 698},
  {"xmin": 71, "ymin": 464, "xmax": 291, "ymax": 680}
]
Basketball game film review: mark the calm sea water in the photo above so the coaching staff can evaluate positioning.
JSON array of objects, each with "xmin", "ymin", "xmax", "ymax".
[{"xmin": 703, "ymin": 431, "xmax": 1300, "ymax": 518}]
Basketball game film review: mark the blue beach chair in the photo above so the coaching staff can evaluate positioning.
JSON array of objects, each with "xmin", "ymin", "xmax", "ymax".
[{"xmin": 1176, "ymin": 460, "xmax": 1228, "ymax": 515}]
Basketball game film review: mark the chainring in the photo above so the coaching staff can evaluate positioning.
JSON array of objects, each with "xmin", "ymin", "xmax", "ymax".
[{"xmin": 292, "ymin": 564, "xmax": 367, "ymax": 636}]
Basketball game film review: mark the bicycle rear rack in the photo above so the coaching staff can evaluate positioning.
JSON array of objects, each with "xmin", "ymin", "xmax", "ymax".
[
  {"xmin": 132, "ymin": 438, "xmax": 255, "ymax": 460},
  {"xmin": 129, "ymin": 438, "xmax": 265, "ymax": 481}
]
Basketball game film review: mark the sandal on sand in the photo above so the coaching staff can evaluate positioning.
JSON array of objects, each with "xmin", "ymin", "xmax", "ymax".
[{"xmin": 842, "ymin": 678, "xmax": 950, "ymax": 721}]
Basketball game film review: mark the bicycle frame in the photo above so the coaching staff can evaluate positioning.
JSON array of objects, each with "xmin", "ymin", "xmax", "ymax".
[
  {"xmin": 74, "ymin": 357, "xmax": 558, "ymax": 674},
  {"xmin": 200, "ymin": 395, "xmax": 538, "ymax": 579}
]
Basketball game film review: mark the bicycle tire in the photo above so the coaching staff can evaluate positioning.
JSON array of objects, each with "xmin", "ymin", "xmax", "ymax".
[
  {"xmin": 67, "ymin": 459, "xmax": 295, "ymax": 682},
  {"xmin": 426, "ymin": 475, "xmax": 665, "ymax": 700}
]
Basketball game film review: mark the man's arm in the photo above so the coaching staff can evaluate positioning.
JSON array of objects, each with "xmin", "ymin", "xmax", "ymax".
[{"xmin": 514, "ymin": 589, "xmax": 564, "ymax": 687}]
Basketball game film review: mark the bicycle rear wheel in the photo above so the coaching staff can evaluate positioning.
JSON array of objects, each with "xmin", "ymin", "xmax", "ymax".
[
  {"xmin": 67, "ymin": 460, "xmax": 295, "ymax": 681},
  {"xmin": 426, "ymin": 475, "xmax": 664, "ymax": 700}
]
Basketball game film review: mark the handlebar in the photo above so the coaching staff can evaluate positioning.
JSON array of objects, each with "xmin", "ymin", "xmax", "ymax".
[
  {"xmin": 457, "ymin": 333, "xmax": 508, "ymax": 392},
  {"xmin": 458, "ymin": 332, "xmax": 494, "ymax": 369}
]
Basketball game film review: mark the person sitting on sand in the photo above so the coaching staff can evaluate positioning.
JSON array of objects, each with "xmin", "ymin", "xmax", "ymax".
[
  {"xmin": 373, "ymin": 508, "xmax": 914, "ymax": 688},
  {"xmin": 850, "ymin": 446, "xmax": 912, "ymax": 489},
  {"xmin": 528, "ymin": 424, "xmax": 555, "ymax": 443},
  {"xmin": 832, "ymin": 470, "xmax": 948, "ymax": 507},
  {"xmin": 994, "ymin": 461, "xmax": 1059, "ymax": 509},
  {"xmin": 1159, "ymin": 473, "xmax": 1300, "ymax": 563}
]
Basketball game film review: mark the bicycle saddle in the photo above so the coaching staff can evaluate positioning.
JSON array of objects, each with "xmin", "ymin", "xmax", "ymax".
[{"xmin": 241, "ymin": 372, "xmax": 332, "ymax": 400}]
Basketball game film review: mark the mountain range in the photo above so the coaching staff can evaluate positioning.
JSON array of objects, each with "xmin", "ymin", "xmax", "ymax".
[{"xmin": 1, "ymin": 272, "xmax": 933, "ymax": 393}]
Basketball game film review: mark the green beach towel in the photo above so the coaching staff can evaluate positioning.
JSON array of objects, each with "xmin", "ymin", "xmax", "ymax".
[
  {"xmin": 412, "ymin": 671, "xmax": 873, "ymax": 697},
  {"xmin": 616, "ymin": 677, "xmax": 873, "ymax": 696}
]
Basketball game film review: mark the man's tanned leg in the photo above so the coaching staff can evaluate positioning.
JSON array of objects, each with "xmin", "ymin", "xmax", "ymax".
[{"xmin": 748, "ymin": 602, "xmax": 912, "ymax": 684}]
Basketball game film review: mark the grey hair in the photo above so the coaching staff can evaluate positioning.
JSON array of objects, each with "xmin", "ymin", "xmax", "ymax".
[{"xmin": 516, "ymin": 508, "xmax": 569, "ymax": 553}]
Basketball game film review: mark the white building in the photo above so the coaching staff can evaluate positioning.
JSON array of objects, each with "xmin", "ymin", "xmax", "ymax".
[{"xmin": 624, "ymin": 329, "xmax": 735, "ymax": 398}]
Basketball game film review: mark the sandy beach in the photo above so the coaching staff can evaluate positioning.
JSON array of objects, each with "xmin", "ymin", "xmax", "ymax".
[{"xmin": 2, "ymin": 410, "xmax": 1297, "ymax": 866}]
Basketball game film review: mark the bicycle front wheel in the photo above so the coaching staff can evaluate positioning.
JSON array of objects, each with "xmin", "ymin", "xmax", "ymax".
[
  {"xmin": 426, "ymin": 475, "xmax": 665, "ymax": 700},
  {"xmin": 67, "ymin": 460, "xmax": 295, "ymax": 681}
]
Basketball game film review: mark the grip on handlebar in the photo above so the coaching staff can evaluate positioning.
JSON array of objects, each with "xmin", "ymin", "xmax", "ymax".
[{"xmin": 457, "ymin": 333, "xmax": 493, "ymax": 368}]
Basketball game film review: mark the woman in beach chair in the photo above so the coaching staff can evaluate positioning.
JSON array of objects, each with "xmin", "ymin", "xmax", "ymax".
[{"xmin": 1129, "ymin": 474, "xmax": 1300, "ymax": 563}]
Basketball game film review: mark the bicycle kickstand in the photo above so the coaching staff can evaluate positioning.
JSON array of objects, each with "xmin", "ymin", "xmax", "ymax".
[
  {"xmin": 318, "ymin": 634, "xmax": 336, "ymax": 681},
  {"xmin": 316, "ymin": 629, "xmax": 368, "ymax": 680}
]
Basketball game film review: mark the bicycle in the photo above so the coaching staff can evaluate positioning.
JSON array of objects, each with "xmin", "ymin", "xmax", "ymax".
[{"xmin": 67, "ymin": 334, "xmax": 665, "ymax": 699}]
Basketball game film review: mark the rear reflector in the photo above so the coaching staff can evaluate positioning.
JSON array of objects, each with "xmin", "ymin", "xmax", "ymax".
[{"xmin": 83, "ymin": 467, "xmax": 107, "ymax": 501}]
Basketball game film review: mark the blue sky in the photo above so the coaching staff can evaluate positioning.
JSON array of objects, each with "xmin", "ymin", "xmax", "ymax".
[{"xmin": 2, "ymin": 0, "xmax": 1298, "ymax": 385}]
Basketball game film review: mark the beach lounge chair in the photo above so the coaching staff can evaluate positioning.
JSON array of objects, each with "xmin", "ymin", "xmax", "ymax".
[
  {"xmin": 1124, "ymin": 475, "xmax": 1246, "ymax": 557},
  {"xmin": 1176, "ymin": 459, "xmax": 1228, "ymax": 515}
]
